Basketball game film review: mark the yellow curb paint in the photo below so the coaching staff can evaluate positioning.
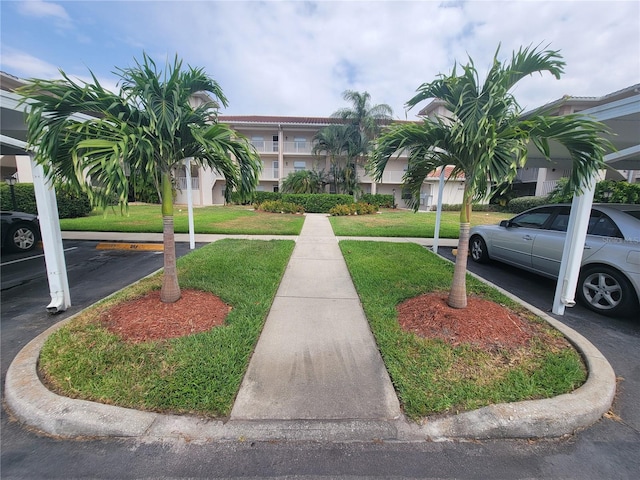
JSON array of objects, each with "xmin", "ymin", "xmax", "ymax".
[{"xmin": 96, "ymin": 243, "xmax": 164, "ymax": 251}]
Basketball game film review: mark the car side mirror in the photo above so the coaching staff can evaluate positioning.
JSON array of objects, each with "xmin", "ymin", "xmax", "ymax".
[{"xmin": 499, "ymin": 220, "xmax": 510, "ymax": 228}]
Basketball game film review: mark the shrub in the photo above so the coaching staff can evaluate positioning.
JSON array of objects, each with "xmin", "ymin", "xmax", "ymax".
[
  {"xmin": 330, "ymin": 202, "xmax": 378, "ymax": 216},
  {"xmin": 255, "ymin": 200, "xmax": 304, "ymax": 214},
  {"xmin": 507, "ymin": 196, "xmax": 549, "ymax": 213},
  {"xmin": 360, "ymin": 193, "xmax": 394, "ymax": 208},
  {"xmin": 547, "ymin": 178, "xmax": 640, "ymax": 205},
  {"xmin": 0, "ymin": 183, "xmax": 92, "ymax": 218},
  {"xmin": 253, "ymin": 191, "xmax": 282, "ymax": 204},
  {"xmin": 281, "ymin": 193, "xmax": 353, "ymax": 213}
]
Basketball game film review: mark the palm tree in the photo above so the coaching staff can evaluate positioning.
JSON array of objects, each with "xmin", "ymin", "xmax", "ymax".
[
  {"xmin": 332, "ymin": 90, "xmax": 393, "ymax": 157},
  {"xmin": 19, "ymin": 53, "xmax": 261, "ymax": 303},
  {"xmin": 370, "ymin": 44, "xmax": 611, "ymax": 309},
  {"xmin": 312, "ymin": 124, "xmax": 360, "ymax": 194},
  {"xmin": 281, "ymin": 169, "xmax": 327, "ymax": 194}
]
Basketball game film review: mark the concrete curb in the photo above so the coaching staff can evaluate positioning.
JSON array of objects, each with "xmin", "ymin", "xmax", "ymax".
[{"xmin": 4, "ymin": 239, "xmax": 616, "ymax": 442}]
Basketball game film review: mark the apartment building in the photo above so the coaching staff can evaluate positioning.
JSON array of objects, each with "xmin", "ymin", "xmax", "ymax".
[{"xmin": 174, "ymin": 115, "xmax": 466, "ymax": 209}]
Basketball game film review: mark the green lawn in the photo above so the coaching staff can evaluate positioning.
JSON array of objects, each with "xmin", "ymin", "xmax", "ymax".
[
  {"xmin": 340, "ymin": 241, "xmax": 586, "ymax": 419},
  {"xmin": 39, "ymin": 239, "xmax": 295, "ymax": 417},
  {"xmin": 329, "ymin": 209, "xmax": 511, "ymax": 237},
  {"xmin": 59, "ymin": 204, "xmax": 305, "ymax": 235},
  {"xmin": 39, "ymin": 237, "xmax": 585, "ymax": 421}
]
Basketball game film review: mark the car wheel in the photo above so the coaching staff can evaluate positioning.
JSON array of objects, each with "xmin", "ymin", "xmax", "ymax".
[
  {"xmin": 469, "ymin": 235, "xmax": 490, "ymax": 263},
  {"xmin": 577, "ymin": 265, "xmax": 638, "ymax": 318},
  {"xmin": 6, "ymin": 223, "xmax": 38, "ymax": 252}
]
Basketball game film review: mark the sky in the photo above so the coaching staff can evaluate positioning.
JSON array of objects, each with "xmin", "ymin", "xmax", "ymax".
[{"xmin": 1, "ymin": 0, "xmax": 639, "ymax": 120}]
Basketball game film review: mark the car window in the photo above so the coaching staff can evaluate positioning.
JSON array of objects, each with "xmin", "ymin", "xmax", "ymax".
[
  {"xmin": 549, "ymin": 212, "xmax": 570, "ymax": 232},
  {"xmin": 588, "ymin": 211, "xmax": 622, "ymax": 238},
  {"xmin": 511, "ymin": 207, "xmax": 555, "ymax": 229}
]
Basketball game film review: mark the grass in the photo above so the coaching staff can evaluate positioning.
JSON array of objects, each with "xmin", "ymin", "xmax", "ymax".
[
  {"xmin": 39, "ymin": 239, "xmax": 295, "ymax": 417},
  {"xmin": 339, "ymin": 241, "xmax": 586, "ymax": 420},
  {"xmin": 330, "ymin": 209, "xmax": 511, "ymax": 237},
  {"xmin": 58, "ymin": 204, "xmax": 305, "ymax": 235},
  {"xmin": 38, "ymin": 237, "xmax": 585, "ymax": 421}
]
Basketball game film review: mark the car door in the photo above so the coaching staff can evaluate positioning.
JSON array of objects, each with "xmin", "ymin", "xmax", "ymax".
[
  {"xmin": 490, "ymin": 206, "xmax": 556, "ymax": 268},
  {"xmin": 531, "ymin": 207, "xmax": 608, "ymax": 276}
]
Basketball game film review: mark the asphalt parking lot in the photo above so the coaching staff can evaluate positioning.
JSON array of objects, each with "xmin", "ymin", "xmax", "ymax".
[{"xmin": 1, "ymin": 240, "xmax": 639, "ymax": 479}]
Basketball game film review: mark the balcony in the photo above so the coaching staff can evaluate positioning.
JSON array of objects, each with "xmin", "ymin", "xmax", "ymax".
[
  {"xmin": 283, "ymin": 141, "xmax": 315, "ymax": 154},
  {"xmin": 251, "ymin": 140, "xmax": 279, "ymax": 154},
  {"xmin": 260, "ymin": 166, "xmax": 280, "ymax": 180},
  {"xmin": 176, "ymin": 176, "xmax": 200, "ymax": 190}
]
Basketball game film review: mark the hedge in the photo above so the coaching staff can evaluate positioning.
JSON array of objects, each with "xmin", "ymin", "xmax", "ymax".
[
  {"xmin": 0, "ymin": 183, "xmax": 92, "ymax": 218},
  {"xmin": 360, "ymin": 193, "xmax": 394, "ymax": 208},
  {"xmin": 280, "ymin": 193, "xmax": 354, "ymax": 213},
  {"xmin": 507, "ymin": 196, "xmax": 550, "ymax": 213}
]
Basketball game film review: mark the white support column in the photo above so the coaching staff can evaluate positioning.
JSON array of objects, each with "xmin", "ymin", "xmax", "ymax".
[
  {"xmin": 432, "ymin": 167, "xmax": 446, "ymax": 254},
  {"xmin": 30, "ymin": 154, "xmax": 71, "ymax": 313},
  {"xmin": 184, "ymin": 157, "xmax": 195, "ymax": 250},
  {"xmin": 552, "ymin": 174, "xmax": 597, "ymax": 315}
]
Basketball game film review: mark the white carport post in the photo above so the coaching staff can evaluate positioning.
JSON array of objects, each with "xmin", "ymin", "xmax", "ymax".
[
  {"xmin": 29, "ymin": 154, "xmax": 71, "ymax": 313},
  {"xmin": 431, "ymin": 166, "xmax": 446, "ymax": 254},
  {"xmin": 184, "ymin": 157, "xmax": 195, "ymax": 249},
  {"xmin": 551, "ymin": 175, "xmax": 596, "ymax": 315}
]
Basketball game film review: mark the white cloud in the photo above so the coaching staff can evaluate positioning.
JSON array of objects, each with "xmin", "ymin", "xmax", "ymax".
[
  {"xmin": 0, "ymin": 47, "xmax": 60, "ymax": 79},
  {"xmin": 16, "ymin": 0, "xmax": 71, "ymax": 25},
  {"xmin": 2, "ymin": 0, "xmax": 638, "ymax": 117}
]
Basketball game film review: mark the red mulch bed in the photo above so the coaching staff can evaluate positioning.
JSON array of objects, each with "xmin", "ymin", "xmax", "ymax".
[
  {"xmin": 100, "ymin": 289, "xmax": 544, "ymax": 351},
  {"xmin": 397, "ymin": 292, "xmax": 540, "ymax": 350},
  {"xmin": 99, "ymin": 289, "xmax": 230, "ymax": 343}
]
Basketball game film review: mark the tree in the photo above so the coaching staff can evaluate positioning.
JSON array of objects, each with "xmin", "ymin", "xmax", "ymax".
[
  {"xmin": 369, "ymin": 44, "xmax": 611, "ymax": 309},
  {"xmin": 332, "ymin": 90, "xmax": 393, "ymax": 157},
  {"xmin": 281, "ymin": 169, "xmax": 327, "ymax": 194},
  {"xmin": 19, "ymin": 53, "xmax": 261, "ymax": 303},
  {"xmin": 312, "ymin": 124, "xmax": 360, "ymax": 194}
]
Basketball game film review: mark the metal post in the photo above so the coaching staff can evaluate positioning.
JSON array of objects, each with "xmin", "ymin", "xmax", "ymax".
[
  {"xmin": 184, "ymin": 157, "xmax": 195, "ymax": 250},
  {"xmin": 30, "ymin": 154, "xmax": 71, "ymax": 313},
  {"xmin": 432, "ymin": 167, "xmax": 446, "ymax": 254}
]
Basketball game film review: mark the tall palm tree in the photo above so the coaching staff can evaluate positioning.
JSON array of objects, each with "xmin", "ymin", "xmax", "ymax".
[
  {"xmin": 312, "ymin": 124, "xmax": 360, "ymax": 194},
  {"xmin": 370, "ymin": 44, "xmax": 611, "ymax": 309},
  {"xmin": 332, "ymin": 90, "xmax": 393, "ymax": 157},
  {"xmin": 19, "ymin": 54, "xmax": 261, "ymax": 303}
]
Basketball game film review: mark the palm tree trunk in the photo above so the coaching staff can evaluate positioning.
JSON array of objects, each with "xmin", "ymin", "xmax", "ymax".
[
  {"xmin": 160, "ymin": 172, "xmax": 181, "ymax": 303},
  {"xmin": 447, "ymin": 193, "xmax": 472, "ymax": 309}
]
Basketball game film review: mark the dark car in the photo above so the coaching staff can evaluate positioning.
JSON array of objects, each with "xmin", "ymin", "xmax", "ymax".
[
  {"xmin": 469, "ymin": 204, "xmax": 640, "ymax": 318},
  {"xmin": 1, "ymin": 211, "xmax": 41, "ymax": 252}
]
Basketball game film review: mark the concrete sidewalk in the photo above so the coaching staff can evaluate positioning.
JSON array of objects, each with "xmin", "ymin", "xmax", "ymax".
[{"xmin": 230, "ymin": 214, "xmax": 401, "ymax": 421}]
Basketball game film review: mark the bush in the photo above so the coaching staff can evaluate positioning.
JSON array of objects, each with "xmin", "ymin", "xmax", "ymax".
[
  {"xmin": 547, "ymin": 178, "xmax": 640, "ymax": 205},
  {"xmin": 330, "ymin": 202, "xmax": 378, "ymax": 216},
  {"xmin": 253, "ymin": 191, "xmax": 282, "ymax": 204},
  {"xmin": 255, "ymin": 200, "xmax": 304, "ymax": 214},
  {"xmin": 280, "ymin": 193, "xmax": 353, "ymax": 213},
  {"xmin": 507, "ymin": 196, "xmax": 550, "ymax": 213},
  {"xmin": 0, "ymin": 183, "xmax": 92, "ymax": 218},
  {"xmin": 360, "ymin": 193, "xmax": 394, "ymax": 208}
]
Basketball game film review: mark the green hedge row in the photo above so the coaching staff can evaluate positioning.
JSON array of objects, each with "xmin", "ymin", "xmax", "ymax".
[
  {"xmin": 0, "ymin": 183, "xmax": 92, "ymax": 218},
  {"xmin": 360, "ymin": 193, "xmax": 394, "ymax": 208},
  {"xmin": 251, "ymin": 192, "xmax": 355, "ymax": 213}
]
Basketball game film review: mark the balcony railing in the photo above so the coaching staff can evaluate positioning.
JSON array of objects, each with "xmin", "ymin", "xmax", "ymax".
[
  {"xmin": 516, "ymin": 168, "xmax": 539, "ymax": 183},
  {"xmin": 283, "ymin": 141, "xmax": 315, "ymax": 154},
  {"xmin": 540, "ymin": 180, "xmax": 559, "ymax": 196},
  {"xmin": 260, "ymin": 167, "xmax": 279, "ymax": 180},
  {"xmin": 176, "ymin": 176, "xmax": 200, "ymax": 190},
  {"xmin": 251, "ymin": 140, "xmax": 279, "ymax": 153}
]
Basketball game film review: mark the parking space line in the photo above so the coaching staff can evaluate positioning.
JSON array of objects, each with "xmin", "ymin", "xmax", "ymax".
[{"xmin": 0, "ymin": 247, "xmax": 79, "ymax": 267}]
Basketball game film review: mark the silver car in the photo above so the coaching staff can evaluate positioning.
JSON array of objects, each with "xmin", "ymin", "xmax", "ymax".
[{"xmin": 469, "ymin": 204, "xmax": 640, "ymax": 318}]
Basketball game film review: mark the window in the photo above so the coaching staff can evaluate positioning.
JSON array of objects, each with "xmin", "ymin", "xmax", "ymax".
[
  {"xmin": 251, "ymin": 136, "xmax": 265, "ymax": 150},
  {"xmin": 294, "ymin": 160, "xmax": 306, "ymax": 172},
  {"xmin": 511, "ymin": 207, "xmax": 555, "ymax": 229},
  {"xmin": 272, "ymin": 135, "xmax": 279, "ymax": 152},
  {"xmin": 588, "ymin": 212, "xmax": 622, "ymax": 238},
  {"xmin": 273, "ymin": 161, "xmax": 279, "ymax": 179},
  {"xmin": 294, "ymin": 137, "xmax": 306, "ymax": 151}
]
